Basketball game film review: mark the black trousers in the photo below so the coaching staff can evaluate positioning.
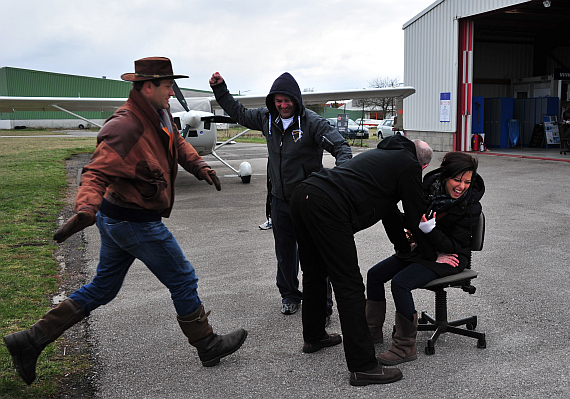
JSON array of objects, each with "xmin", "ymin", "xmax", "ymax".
[
  {"xmin": 290, "ymin": 183, "xmax": 377, "ymax": 372},
  {"xmin": 271, "ymin": 196, "xmax": 302, "ymax": 304}
]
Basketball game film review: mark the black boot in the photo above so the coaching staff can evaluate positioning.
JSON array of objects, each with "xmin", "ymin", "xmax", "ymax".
[
  {"xmin": 177, "ymin": 304, "xmax": 247, "ymax": 367},
  {"xmin": 3, "ymin": 299, "xmax": 84, "ymax": 385},
  {"xmin": 350, "ymin": 364, "xmax": 403, "ymax": 386},
  {"xmin": 366, "ymin": 299, "xmax": 386, "ymax": 344}
]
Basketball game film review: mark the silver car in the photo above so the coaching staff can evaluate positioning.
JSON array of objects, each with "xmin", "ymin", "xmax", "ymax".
[{"xmin": 377, "ymin": 118, "xmax": 403, "ymax": 139}]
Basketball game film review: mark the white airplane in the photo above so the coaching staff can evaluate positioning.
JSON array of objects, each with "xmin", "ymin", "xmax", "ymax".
[{"xmin": 0, "ymin": 84, "xmax": 415, "ymax": 183}]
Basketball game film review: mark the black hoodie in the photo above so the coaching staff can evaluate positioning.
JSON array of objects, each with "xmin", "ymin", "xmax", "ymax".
[
  {"xmin": 405, "ymin": 168, "xmax": 485, "ymax": 276},
  {"xmin": 212, "ymin": 73, "xmax": 352, "ymax": 201}
]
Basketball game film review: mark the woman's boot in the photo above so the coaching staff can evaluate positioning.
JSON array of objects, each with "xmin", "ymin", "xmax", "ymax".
[
  {"xmin": 366, "ymin": 300, "xmax": 386, "ymax": 344},
  {"xmin": 3, "ymin": 299, "xmax": 85, "ymax": 385},
  {"xmin": 177, "ymin": 304, "xmax": 247, "ymax": 367},
  {"xmin": 377, "ymin": 312, "xmax": 418, "ymax": 365}
]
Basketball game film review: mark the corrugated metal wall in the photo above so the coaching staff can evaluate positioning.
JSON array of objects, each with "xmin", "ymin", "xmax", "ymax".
[
  {"xmin": 403, "ymin": 0, "xmax": 531, "ymax": 137},
  {"xmin": 1, "ymin": 67, "xmax": 131, "ymax": 97},
  {"xmin": 0, "ymin": 67, "xmax": 131, "ymax": 121}
]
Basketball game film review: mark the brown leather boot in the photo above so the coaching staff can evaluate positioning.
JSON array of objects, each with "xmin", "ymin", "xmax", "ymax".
[
  {"xmin": 377, "ymin": 312, "xmax": 418, "ymax": 366},
  {"xmin": 3, "ymin": 299, "xmax": 85, "ymax": 385},
  {"xmin": 177, "ymin": 304, "xmax": 247, "ymax": 367},
  {"xmin": 365, "ymin": 300, "xmax": 386, "ymax": 344}
]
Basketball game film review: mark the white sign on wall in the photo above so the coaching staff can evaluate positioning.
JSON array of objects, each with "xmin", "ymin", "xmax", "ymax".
[{"xmin": 440, "ymin": 92, "xmax": 451, "ymax": 122}]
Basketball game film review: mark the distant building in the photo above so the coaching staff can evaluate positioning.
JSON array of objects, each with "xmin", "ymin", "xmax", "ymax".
[
  {"xmin": 0, "ymin": 67, "xmax": 211, "ymax": 129},
  {"xmin": 320, "ymin": 100, "xmax": 386, "ymax": 121}
]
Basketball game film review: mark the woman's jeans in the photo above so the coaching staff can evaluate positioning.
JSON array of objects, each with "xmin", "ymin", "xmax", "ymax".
[
  {"xmin": 70, "ymin": 212, "xmax": 201, "ymax": 317},
  {"xmin": 367, "ymin": 256, "xmax": 438, "ymax": 321}
]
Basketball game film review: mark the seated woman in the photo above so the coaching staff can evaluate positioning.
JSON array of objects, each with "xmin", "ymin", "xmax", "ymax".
[{"xmin": 366, "ymin": 151, "xmax": 485, "ymax": 365}]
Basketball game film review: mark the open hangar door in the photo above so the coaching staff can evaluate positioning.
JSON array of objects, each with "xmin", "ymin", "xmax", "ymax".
[{"xmin": 466, "ymin": 0, "xmax": 570, "ymax": 149}]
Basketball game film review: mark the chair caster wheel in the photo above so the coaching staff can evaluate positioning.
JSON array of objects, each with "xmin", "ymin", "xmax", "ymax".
[
  {"xmin": 477, "ymin": 338, "xmax": 486, "ymax": 349},
  {"xmin": 425, "ymin": 341, "xmax": 435, "ymax": 355}
]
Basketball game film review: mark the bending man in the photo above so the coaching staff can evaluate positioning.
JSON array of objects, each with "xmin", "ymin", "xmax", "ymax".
[{"xmin": 290, "ymin": 135, "xmax": 433, "ymax": 386}]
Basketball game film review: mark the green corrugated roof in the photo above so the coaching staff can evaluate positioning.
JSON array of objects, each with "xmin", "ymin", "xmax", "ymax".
[{"xmin": 0, "ymin": 67, "xmax": 132, "ymax": 97}]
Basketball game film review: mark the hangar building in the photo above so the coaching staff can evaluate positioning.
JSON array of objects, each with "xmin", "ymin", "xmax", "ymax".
[
  {"xmin": 0, "ymin": 67, "xmax": 211, "ymax": 129},
  {"xmin": 403, "ymin": 0, "xmax": 570, "ymax": 151},
  {"xmin": 0, "ymin": 67, "xmax": 131, "ymax": 129}
]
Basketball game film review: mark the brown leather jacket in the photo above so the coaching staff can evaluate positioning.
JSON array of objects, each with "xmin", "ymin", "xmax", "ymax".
[{"xmin": 75, "ymin": 88, "xmax": 208, "ymax": 218}]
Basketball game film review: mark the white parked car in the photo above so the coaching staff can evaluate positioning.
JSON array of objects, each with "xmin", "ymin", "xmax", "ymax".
[
  {"xmin": 355, "ymin": 118, "xmax": 383, "ymax": 128},
  {"xmin": 377, "ymin": 118, "xmax": 403, "ymax": 139}
]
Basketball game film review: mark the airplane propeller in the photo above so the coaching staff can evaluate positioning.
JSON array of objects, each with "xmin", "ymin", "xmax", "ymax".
[
  {"xmin": 172, "ymin": 81, "xmax": 190, "ymax": 112},
  {"xmin": 171, "ymin": 82, "xmax": 253, "ymax": 184}
]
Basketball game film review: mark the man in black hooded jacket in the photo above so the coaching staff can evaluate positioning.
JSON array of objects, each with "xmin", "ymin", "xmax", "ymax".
[
  {"xmin": 289, "ymin": 135, "xmax": 433, "ymax": 386},
  {"xmin": 210, "ymin": 72, "xmax": 352, "ymax": 316}
]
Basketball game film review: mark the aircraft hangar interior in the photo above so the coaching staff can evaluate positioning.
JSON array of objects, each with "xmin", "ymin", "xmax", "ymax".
[{"xmin": 403, "ymin": 0, "xmax": 570, "ymax": 151}]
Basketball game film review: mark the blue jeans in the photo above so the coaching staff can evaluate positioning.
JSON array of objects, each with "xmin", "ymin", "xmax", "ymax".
[
  {"xmin": 69, "ymin": 212, "xmax": 201, "ymax": 317},
  {"xmin": 367, "ymin": 256, "xmax": 438, "ymax": 321}
]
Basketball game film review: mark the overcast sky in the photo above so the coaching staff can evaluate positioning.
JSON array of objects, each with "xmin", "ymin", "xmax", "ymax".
[{"xmin": 2, "ymin": 0, "xmax": 435, "ymax": 96}]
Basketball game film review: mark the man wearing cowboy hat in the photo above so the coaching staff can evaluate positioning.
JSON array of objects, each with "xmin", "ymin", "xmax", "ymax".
[{"xmin": 3, "ymin": 57, "xmax": 247, "ymax": 386}]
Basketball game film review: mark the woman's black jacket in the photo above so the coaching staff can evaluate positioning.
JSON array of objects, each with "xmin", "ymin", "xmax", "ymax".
[{"xmin": 405, "ymin": 168, "xmax": 485, "ymax": 277}]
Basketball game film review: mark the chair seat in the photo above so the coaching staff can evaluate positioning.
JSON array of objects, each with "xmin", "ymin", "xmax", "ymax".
[{"xmin": 422, "ymin": 269, "xmax": 478, "ymax": 290}]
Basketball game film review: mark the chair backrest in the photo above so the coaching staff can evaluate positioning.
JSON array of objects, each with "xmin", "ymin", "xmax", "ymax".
[{"xmin": 470, "ymin": 212, "xmax": 485, "ymax": 252}]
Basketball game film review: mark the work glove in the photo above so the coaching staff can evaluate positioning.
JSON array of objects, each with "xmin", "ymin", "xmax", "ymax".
[
  {"xmin": 53, "ymin": 211, "xmax": 97, "ymax": 243},
  {"xmin": 419, "ymin": 216, "xmax": 436, "ymax": 234},
  {"xmin": 197, "ymin": 167, "xmax": 221, "ymax": 191}
]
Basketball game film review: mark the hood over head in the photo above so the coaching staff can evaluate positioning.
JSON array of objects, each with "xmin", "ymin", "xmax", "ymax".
[
  {"xmin": 266, "ymin": 72, "xmax": 303, "ymax": 117},
  {"xmin": 376, "ymin": 135, "xmax": 418, "ymax": 161}
]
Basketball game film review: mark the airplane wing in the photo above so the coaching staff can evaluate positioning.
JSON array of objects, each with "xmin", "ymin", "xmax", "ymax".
[
  {"xmin": 0, "ymin": 96, "xmax": 212, "ymax": 114},
  {"xmin": 0, "ymin": 96, "xmax": 126, "ymax": 113},
  {"xmin": 0, "ymin": 96, "xmax": 213, "ymax": 129},
  {"xmin": 210, "ymin": 87, "xmax": 416, "ymax": 109},
  {"xmin": 1, "ymin": 86, "xmax": 415, "ymax": 118}
]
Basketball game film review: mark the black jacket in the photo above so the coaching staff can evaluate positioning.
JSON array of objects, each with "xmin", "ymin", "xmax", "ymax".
[
  {"xmin": 212, "ymin": 73, "xmax": 352, "ymax": 201},
  {"xmin": 406, "ymin": 168, "xmax": 485, "ymax": 277},
  {"xmin": 303, "ymin": 135, "xmax": 434, "ymax": 260}
]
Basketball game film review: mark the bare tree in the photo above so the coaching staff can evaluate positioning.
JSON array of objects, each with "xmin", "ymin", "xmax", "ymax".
[{"xmin": 353, "ymin": 76, "xmax": 401, "ymax": 119}]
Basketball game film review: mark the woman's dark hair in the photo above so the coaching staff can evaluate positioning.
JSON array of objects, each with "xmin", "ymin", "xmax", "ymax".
[{"xmin": 439, "ymin": 151, "xmax": 478, "ymax": 181}]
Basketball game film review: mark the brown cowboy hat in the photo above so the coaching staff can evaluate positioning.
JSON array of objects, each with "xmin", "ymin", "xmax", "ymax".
[{"xmin": 121, "ymin": 57, "xmax": 188, "ymax": 81}]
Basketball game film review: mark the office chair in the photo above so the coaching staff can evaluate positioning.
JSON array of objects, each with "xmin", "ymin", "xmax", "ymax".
[{"xmin": 416, "ymin": 212, "xmax": 487, "ymax": 355}]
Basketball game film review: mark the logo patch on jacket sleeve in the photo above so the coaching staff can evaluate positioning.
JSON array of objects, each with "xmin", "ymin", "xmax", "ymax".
[{"xmin": 292, "ymin": 129, "xmax": 303, "ymax": 142}]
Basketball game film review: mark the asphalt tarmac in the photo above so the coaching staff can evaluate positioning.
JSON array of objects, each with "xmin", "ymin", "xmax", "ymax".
[{"xmin": 77, "ymin": 143, "xmax": 570, "ymax": 398}]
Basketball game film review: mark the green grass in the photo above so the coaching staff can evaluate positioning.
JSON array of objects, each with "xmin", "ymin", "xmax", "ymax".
[
  {"xmin": 0, "ymin": 132, "xmax": 96, "ymax": 398},
  {"xmin": 0, "ymin": 128, "xmax": 93, "ymax": 137}
]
